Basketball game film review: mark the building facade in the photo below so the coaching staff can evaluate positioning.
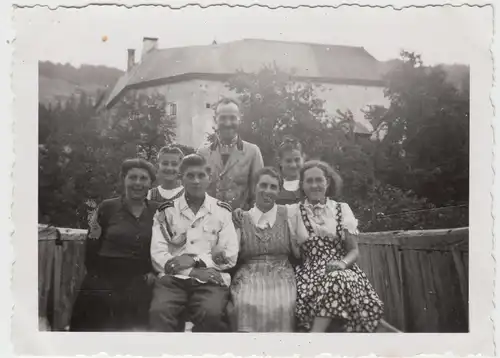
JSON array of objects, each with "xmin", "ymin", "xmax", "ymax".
[{"xmin": 105, "ymin": 38, "xmax": 389, "ymax": 148}]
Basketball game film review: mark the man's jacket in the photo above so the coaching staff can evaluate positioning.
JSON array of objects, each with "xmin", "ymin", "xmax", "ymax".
[{"xmin": 197, "ymin": 137, "xmax": 264, "ymax": 211}]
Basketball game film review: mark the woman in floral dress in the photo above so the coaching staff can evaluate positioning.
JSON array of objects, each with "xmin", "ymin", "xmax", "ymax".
[{"xmin": 287, "ymin": 160, "xmax": 383, "ymax": 332}]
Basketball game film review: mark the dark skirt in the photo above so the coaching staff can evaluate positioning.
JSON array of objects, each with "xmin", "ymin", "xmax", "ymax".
[{"xmin": 70, "ymin": 257, "xmax": 153, "ymax": 332}]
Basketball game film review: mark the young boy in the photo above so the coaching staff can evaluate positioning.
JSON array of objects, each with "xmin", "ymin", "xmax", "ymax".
[{"xmin": 147, "ymin": 146, "xmax": 185, "ymax": 202}]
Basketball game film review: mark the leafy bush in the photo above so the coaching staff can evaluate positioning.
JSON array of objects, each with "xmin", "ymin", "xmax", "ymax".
[{"xmin": 39, "ymin": 91, "xmax": 191, "ymax": 228}]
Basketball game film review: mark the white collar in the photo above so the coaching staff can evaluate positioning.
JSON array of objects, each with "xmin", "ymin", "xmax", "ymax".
[
  {"xmin": 283, "ymin": 179, "xmax": 299, "ymax": 192},
  {"xmin": 304, "ymin": 199, "xmax": 337, "ymax": 215},
  {"xmin": 249, "ymin": 204, "xmax": 278, "ymax": 229},
  {"xmin": 177, "ymin": 193, "xmax": 215, "ymax": 220},
  {"xmin": 304, "ymin": 198, "xmax": 329, "ymax": 208},
  {"xmin": 158, "ymin": 185, "xmax": 183, "ymax": 196}
]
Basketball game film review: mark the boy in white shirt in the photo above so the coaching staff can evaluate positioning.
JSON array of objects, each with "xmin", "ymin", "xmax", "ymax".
[{"xmin": 149, "ymin": 154, "xmax": 239, "ymax": 332}]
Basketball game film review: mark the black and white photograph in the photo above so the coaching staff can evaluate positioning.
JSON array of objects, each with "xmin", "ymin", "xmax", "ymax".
[{"xmin": 10, "ymin": 1, "xmax": 494, "ymax": 356}]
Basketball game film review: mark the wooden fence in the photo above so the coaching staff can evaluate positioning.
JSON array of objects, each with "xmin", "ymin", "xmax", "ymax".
[{"xmin": 38, "ymin": 225, "xmax": 469, "ymax": 332}]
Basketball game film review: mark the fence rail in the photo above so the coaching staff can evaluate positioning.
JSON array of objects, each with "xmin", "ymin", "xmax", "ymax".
[{"xmin": 38, "ymin": 225, "xmax": 469, "ymax": 332}]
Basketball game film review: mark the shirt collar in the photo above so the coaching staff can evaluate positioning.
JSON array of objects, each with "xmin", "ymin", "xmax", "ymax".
[
  {"xmin": 119, "ymin": 196, "xmax": 150, "ymax": 219},
  {"xmin": 249, "ymin": 204, "xmax": 278, "ymax": 228},
  {"xmin": 158, "ymin": 185, "xmax": 183, "ymax": 194},
  {"xmin": 304, "ymin": 199, "xmax": 327, "ymax": 209},
  {"xmin": 178, "ymin": 193, "xmax": 213, "ymax": 214},
  {"xmin": 120, "ymin": 195, "xmax": 150, "ymax": 208},
  {"xmin": 210, "ymin": 134, "xmax": 243, "ymax": 151},
  {"xmin": 220, "ymin": 134, "xmax": 238, "ymax": 148},
  {"xmin": 304, "ymin": 198, "xmax": 337, "ymax": 215},
  {"xmin": 283, "ymin": 179, "xmax": 300, "ymax": 192}
]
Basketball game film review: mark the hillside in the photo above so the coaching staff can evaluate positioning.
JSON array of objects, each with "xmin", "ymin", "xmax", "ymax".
[{"xmin": 39, "ymin": 61, "xmax": 123, "ymax": 106}]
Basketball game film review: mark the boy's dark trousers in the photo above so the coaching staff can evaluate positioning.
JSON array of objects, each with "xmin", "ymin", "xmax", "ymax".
[{"xmin": 149, "ymin": 275, "xmax": 230, "ymax": 332}]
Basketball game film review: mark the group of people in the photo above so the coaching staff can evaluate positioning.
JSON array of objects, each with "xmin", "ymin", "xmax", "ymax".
[{"xmin": 70, "ymin": 98, "xmax": 384, "ymax": 333}]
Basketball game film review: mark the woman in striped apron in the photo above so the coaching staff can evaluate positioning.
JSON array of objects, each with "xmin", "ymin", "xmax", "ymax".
[{"xmin": 230, "ymin": 167, "xmax": 298, "ymax": 332}]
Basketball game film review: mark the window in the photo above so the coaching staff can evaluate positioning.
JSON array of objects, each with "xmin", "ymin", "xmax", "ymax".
[
  {"xmin": 206, "ymin": 103, "xmax": 211, "ymax": 109},
  {"xmin": 166, "ymin": 103, "xmax": 177, "ymax": 116}
]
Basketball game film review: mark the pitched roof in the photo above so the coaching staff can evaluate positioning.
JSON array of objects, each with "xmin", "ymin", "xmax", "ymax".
[{"xmin": 106, "ymin": 38, "xmax": 384, "ymax": 108}]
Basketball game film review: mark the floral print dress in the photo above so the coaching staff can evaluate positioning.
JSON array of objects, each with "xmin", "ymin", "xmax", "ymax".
[{"xmin": 288, "ymin": 200, "xmax": 384, "ymax": 332}]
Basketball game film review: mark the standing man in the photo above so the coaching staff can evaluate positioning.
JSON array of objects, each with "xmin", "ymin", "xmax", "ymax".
[
  {"xmin": 197, "ymin": 97, "xmax": 264, "ymax": 211},
  {"xmin": 149, "ymin": 154, "xmax": 239, "ymax": 332}
]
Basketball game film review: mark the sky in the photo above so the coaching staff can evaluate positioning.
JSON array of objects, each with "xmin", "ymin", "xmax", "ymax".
[{"xmin": 16, "ymin": 5, "xmax": 491, "ymax": 70}]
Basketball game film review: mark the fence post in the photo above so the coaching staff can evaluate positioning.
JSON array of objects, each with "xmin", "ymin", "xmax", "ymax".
[
  {"xmin": 38, "ymin": 226, "xmax": 57, "ymax": 331},
  {"xmin": 451, "ymin": 246, "xmax": 468, "ymax": 315},
  {"xmin": 52, "ymin": 229, "xmax": 63, "ymax": 331},
  {"xmin": 397, "ymin": 248, "xmax": 408, "ymax": 332}
]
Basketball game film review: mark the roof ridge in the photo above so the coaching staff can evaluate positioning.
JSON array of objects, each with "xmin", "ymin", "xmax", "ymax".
[
  {"xmin": 239, "ymin": 38, "xmax": 366, "ymax": 50},
  {"xmin": 155, "ymin": 43, "xmax": 219, "ymax": 53},
  {"xmin": 153, "ymin": 38, "xmax": 368, "ymax": 53}
]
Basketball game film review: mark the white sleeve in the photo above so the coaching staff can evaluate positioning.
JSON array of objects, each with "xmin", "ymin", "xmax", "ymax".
[
  {"xmin": 341, "ymin": 202, "xmax": 359, "ymax": 235},
  {"xmin": 150, "ymin": 211, "xmax": 173, "ymax": 274},
  {"xmin": 285, "ymin": 203, "xmax": 299, "ymax": 237}
]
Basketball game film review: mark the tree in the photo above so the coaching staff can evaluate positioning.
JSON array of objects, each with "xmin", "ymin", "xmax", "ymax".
[
  {"xmin": 370, "ymin": 51, "xmax": 469, "ymax": 207},
  {"xmin": 107, "ymin": 91, "xmax": 177, "ymax": 161},
  {"xmin": 227, "ymin": 66, "xmax": 418, "ymax": 230},
  {"xmin": 39, "ymin": 90, "xmax": 182, "ymax": 228},
  {"xmin": 226, "ymin": 62, "xmax": 469, "ymax": 231},
  {"xmin": 226, "ymin": 66, "xmax": 331, "ymax": 165},
  {"xmin": 39, "ymin": 93, "xmax": 109, "ymax": 228}
]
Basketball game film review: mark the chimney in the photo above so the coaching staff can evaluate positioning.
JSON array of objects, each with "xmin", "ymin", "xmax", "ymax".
[
  {"xmin": 127, "ymin": 49, "xmax": 135, "ymax": 71},
  {"xmin": 141, "ymin": 37, "xmax": 158, "ymax": 60}
]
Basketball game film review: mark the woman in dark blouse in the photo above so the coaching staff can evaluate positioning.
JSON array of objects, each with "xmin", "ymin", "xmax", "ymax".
[{"xmin": 70, "ymin": 158, "xmax": 159, "ymax": 331}]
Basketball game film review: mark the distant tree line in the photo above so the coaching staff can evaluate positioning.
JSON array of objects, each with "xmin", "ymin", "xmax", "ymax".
[
  {"xmin": 39, "ymin": 51, "xmax": 469, "ymax": 232},
  {"xmin": 39, "ymin": 61, "xmax": 123, "ymax": 88}
]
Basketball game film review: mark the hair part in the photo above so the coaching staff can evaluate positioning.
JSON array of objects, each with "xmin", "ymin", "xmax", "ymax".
[
  {"xmin": 215, "ymin": 97, "xmax": 241, "ymax": 113},
  {"xmin": 120, "ymin": 158, "xmax": 157, "ymax": 183},
  {"xmin": 254, "ymin": 166, "xmax": 284, "ymax": 190},
  {"xmin": 157, "ymin": 145, "xmax": 185, "ymax": 161},
  {"xmin": 179, "ymin": 154, "xmax": 209, "ymax": 175},
  {"xmin": 299, "ymin": 160, "xmax": 343, "ymax": 200},
  {"xmin": 277, "ymin": 135, "xmax": 304, "ymax": 159}
]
